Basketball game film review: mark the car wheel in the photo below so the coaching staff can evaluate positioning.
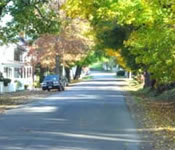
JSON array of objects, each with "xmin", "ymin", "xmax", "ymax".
[{"xmin": 48, "ymin": 89, "xmax": 50, "ymax": 92}]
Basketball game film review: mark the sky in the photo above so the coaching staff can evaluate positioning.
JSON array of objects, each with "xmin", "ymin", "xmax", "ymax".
[
  {"xmin": 0, "ymin": 1, "xmax": 13, "ymax": 27},
  {"xmin": 0, "ymin": 14, "xmax": 13, "ymax": 27}
]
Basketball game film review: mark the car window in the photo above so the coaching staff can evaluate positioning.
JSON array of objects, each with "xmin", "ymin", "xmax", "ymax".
[{"xmin": 44, "ymin": 75, "xmax": 59, "ymax": 81}]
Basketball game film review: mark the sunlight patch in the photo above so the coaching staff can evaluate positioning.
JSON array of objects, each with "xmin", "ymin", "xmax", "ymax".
[{"xmin": 23, "ymin": 106, "xmax": 57, "ymax": 113}]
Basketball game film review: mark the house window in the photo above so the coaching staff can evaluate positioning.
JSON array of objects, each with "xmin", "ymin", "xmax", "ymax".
[
  {"xmin": 3, "ymin": 67, "xmax": 12, "ymax": 78},
  {"xmin": 14, "ymin": 68, "xmax": 22, "ymax": 78},
  {"xmin": 14, "ymin": 48, "xmax": 23, "ymax": 62},
  {"xmin": 23, "ymin": 68, "xmax": 26, "ymax": 78},
  {"xmin": 27, "ymin": 67, "xmax": 32, "ymax": 78}
]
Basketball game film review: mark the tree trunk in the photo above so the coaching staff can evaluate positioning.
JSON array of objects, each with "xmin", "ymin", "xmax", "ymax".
[
  {"xmin": 65, "ymin": 67, "xmax": 71, "ymax": 82},
  {"xmin": 55, "ymin": 55, "xmax": 60, "ymax": 75},
  {"xmin": 74, "ymin": 65, "xmax": 82, "ymax": 80},
  {"xmin": 143, "ymin": 71, "xmax": 157, "ymax": 89},
  {"xmin": 143, "ymin": 71, "xmax": 151, "ymax": 88}
]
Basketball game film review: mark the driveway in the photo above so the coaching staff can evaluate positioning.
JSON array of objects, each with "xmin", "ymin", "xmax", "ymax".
[{"xmin": 0, "ymin": 72, "xmax": 147, "ymax": 150}]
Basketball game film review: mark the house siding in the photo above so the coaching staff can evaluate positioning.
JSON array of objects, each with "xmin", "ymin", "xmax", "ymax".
[{"xmin": 0, "ymin": 43, "xmax": 33, "ymax": 93}]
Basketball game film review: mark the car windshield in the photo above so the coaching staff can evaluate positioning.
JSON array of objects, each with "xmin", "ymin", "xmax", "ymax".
[{"xmin": 44, "ymin": 75, "xmax": 59, "ymax": 81}]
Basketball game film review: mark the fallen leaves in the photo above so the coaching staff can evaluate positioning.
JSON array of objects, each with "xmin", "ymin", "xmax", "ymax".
[
  {"xmin": 0, "ymin": 90, "xmax": 52, "ymax": 113},
  {"xmin": 124, "ymin": 79, "xmax": 175, "ymax": 150}
]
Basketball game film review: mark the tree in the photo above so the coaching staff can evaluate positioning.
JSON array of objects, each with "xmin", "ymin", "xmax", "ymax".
[
  {"xmin": 0, "ymin": 0, "xmax": 60, "ymax": 43},
  {"xmin": 29, "ymin": 18, "xmax": 93, "ymax": 81},
  {"xmin": 64, "ymin": 0, "xmax": 175, "ymax": 90}
]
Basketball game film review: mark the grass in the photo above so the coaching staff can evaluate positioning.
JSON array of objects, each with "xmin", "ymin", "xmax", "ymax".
[
  {"xmin": 70, "ymin": 75, "xmax": 93, "ymax": 84},
  {"xmin": 82, "ymin": 76, "xmax": 93, "ymax": 80},
  {"xmin": 156, "ymin": 88, "xmax": 175, "ymax": 101},
  {"xmin": 70, "ymin": 79, "xmax": 82, "ymax": 84},
  {"xmin": 89, "ymin": 62, "xmax": 104, "ymax": 71},
  {"xmin": 133, "ymin": 85, "xmax": 175, "ymax": 102}
]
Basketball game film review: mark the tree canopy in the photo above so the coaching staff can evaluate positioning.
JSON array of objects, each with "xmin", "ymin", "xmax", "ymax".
[
  {"xmin": 1, "ymin": 0, "xmax": 175, "ymax": 86},
  {"xmin": 64, "ymin": 0, "xmax": 175, "ymax": 86},
  {"xmin": 0, "ymin": 0, "xmax": 61, "ymax": 43}
]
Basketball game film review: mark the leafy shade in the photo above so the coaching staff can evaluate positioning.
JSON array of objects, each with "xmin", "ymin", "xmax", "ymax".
[
  {"xmin": 64, "ymin": 0, "xmax": 175, "ymax": 85},
  {"xmin": 1, "ymin": 0, "xmax": 60, "ymax": 43}
]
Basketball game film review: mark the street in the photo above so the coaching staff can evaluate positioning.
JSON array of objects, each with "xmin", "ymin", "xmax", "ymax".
[{"xmin": 0, "ymin": 72, "xmax": 146, "ymax": 150}]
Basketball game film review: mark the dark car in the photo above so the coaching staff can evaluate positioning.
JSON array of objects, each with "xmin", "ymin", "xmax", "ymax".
[{"xmin": 41, "ymin": 75, "xmax": 64, "ymax": 91}]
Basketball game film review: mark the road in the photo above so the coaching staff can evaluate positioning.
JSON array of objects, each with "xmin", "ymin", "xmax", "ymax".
[{"xmin": 0, "ymin": 72, "xmax": 147, "ymax": 150}]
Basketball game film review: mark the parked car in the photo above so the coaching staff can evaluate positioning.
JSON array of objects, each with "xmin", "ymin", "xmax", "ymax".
[{"xmin": 41, "ymin": 75, "xmax": 64, "ymax": 91}]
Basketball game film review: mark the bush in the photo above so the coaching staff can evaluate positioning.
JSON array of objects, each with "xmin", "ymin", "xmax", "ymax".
[
  {"xmin": 15, "ymin": 80, "xmax": 22, "ymax": 88},
  {"xmin": 33, "ymin": 81, "xmax": 40, "ymax": 88},
  {"xmin": 156, "ymin": 88, "xmax": 175, "ymax": 101},
  {"xmin": 3, "ymin": 78, "xmax": 11, "ymax": 86},
  {"xmin": 24, "ymin": 85, "xmax": 28, "ymax": 90}
]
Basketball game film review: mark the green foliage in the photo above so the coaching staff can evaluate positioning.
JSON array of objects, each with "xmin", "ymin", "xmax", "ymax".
[
  {"xmin": 33, "ymin": 81, "xmax": 40, "ymax": 88},
  {"xmin": 1, "ymin": 0, "xmax": 175, "ymax": 88},
  {"xmin": 136, "ymin": 87, "xmax": 157, "ymax": 97},
  {"xmin": 156, "ymin": 88, "xmax": 175, "ymax": 101},
  {"xmin": 0, "ymin": 72, "xmax": 11, "ymax": 86},
  {"xmin": 89, "ymin": 61, "xmax": 104, "ymax": 71},
  {"xmin": 1, "ymin": 0, "xmax": 61, "ymax": 42},
  {"xmin": 14, "ymin": 80, "xmax": 22, "ymax": 88},
  {"xmin": 82, "ymin": 76, "xmax": 93, "ymax": 80},
  {"xmin": 3, "ymin": 78, "xmax": 11, "ymax": 86},
  {"xmin": 64, "ymin": 0, "xmax": 175, "ymax": 86}
]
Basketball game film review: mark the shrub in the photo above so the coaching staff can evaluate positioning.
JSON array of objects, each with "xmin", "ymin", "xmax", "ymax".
[
  {"xmin": 33, "ymin": 81, "xmax": 40, "ymax": 88},
  {"xmin": 24, "ymin": 85, "xmax": 28, "ymax": 90},
  {"xmin": 15, "ymin": 80, "xmax": 22, "ymax": 88},
  {"xmin": 3, "ymin": 78, "xmax": 11, "ymax": 86}
]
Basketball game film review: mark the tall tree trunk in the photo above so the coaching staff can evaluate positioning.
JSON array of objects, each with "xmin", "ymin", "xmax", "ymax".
[
  {"xmin": 39, "ymin": 64, "xmax": 45, "ymax": 83},
  {"xmin": 143, "ymin": 71, "xmax": 151, "ymax": 88},
  {"xmin": 55, "ymin": 55, "xmax": 60, "ymax": 75},
  {"xmin": 74, "ymin": 65, "xmax": 82, "ymax": 80},
  {"xmin": 144, "ymin": 70, "xmax": 157, "ymax": 89},
  {"xmin": 65, "ymin": 67, "xmax": 71, "ymax": 82}
]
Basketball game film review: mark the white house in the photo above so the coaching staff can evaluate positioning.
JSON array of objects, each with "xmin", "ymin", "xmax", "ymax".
[{"xmin": 0, "ymin": 42, "xmax": 33, "ymax": 93}]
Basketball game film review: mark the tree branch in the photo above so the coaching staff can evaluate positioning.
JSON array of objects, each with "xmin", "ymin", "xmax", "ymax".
[{"xmin": 34, "ymin": 5, "xmax": 47, "ymax": 20}]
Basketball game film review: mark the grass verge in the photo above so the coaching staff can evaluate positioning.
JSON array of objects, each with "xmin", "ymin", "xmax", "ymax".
[{"xmin": 124, "ymin": 79, "xmax": 175, "ymax": 150}]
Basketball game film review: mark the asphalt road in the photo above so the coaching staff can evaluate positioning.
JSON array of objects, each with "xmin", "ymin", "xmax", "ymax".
[{"xmin": 0, "ymin": 72, "xmax": 147, "ymax": 150}]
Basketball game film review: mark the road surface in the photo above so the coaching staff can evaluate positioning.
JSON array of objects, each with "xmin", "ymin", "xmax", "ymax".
[{"xmin": 0, "ymin": 72, "xmax": 147, "ymax": 150}]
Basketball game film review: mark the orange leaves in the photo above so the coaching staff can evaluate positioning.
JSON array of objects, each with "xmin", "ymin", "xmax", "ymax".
[{"xmin": 29, "ymin": 19, "xmax": 91, "ymax": 68}]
